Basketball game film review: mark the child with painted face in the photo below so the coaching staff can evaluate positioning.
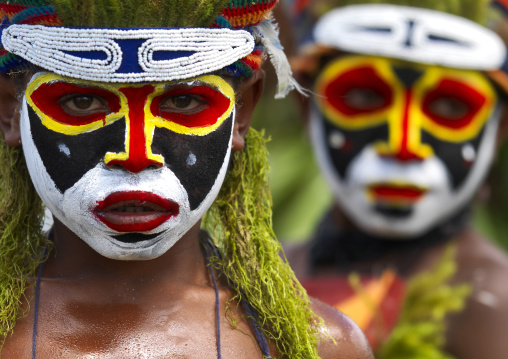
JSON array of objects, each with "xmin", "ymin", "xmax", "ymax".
[
  {"xmin": 0, "ymin": 1, "xmax": 374, "ymax": 358},
  {"xmin": 285, "ymin": 0, "xmax": 508, "ymax": 358}
]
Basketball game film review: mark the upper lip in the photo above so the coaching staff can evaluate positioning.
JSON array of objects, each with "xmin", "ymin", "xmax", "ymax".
[
  {"xmin": 95, "ymin": 191, "xmax": 178, "ymax": 213},
  {"xmin": 93, "ymin": 191, "xmax": 180, "ymax": 232},
  {"xmin": 367, "ymin": 183, "xmax": 428, "ymax": 202}
]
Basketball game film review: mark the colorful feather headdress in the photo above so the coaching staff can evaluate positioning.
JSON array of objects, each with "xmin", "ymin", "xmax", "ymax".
[{"xmin": 0, "ymin": 0, "xmax": 299, "ymax": 98}]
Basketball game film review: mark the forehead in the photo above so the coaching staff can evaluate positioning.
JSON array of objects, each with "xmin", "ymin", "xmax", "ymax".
[
  {"xmin": 316, "ymin": 55, "xmax": 489, "ymax": 81},
  {"xmin": 27, "ymin": 71, "xmax": 235, "ymax": 91}
]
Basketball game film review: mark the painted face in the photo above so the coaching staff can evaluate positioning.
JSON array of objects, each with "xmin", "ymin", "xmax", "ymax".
[
  {"xmin": 21, "ymin": 72, "xmax": 236, "ymax": 259},
  {"xmin": 310, "ymin": 55, "xmax": 501, "ymax": 237}
]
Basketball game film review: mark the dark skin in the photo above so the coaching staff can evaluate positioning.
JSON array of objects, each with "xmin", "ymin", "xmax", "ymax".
[
  {"xmin": 286, "ymin": 212, "xmax": 508, "ymax": 359},
  {"xmin": 284, "ymin": 61, "xmax": 508, "ymax": 359},
  {"xmin": 0, "ymin": 73, "xmax": 373, "ymax": 359}
]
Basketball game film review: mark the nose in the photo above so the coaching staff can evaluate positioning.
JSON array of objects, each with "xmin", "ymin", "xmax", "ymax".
[
  {"xmin": 104, "ymin": 85, "xmax": 164, "ymax": 173},
  {"xmin": 375, "ymin": 88, "xmax": 432, "ymax": 162}
]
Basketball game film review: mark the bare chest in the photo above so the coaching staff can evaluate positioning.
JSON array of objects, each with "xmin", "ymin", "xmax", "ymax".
[{"xmin": 1, "ymin": 282, "xmax": 265, "ymax": 359}]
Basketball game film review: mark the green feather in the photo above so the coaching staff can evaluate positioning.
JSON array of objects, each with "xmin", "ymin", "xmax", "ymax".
[{"xmin": 50, "ymin": 0, "xmax": 228, "ymax": 27}]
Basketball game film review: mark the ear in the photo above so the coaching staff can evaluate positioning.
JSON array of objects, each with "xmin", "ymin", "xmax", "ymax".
[
  {"xmin": 232, "ymin": 70, "xmax": 265, "ymax": 151},
  {"xmin": 496, "ymin": 104, "xmax": 508, "ymax": 153},
  {"xmin": 0, "ymin": 73, "xmax": 21, "ymax": 147}
]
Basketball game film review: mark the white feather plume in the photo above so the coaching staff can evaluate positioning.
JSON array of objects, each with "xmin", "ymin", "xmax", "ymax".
[{"xmin": 253, "ymin": 19, "xmax": 308, "ymax": 99}]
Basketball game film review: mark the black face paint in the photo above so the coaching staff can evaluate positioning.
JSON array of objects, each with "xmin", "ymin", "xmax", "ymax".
[
  {"xmin": 152, "ymin": 115, "xmax": 233, "ymax": 210},
  {"xmin": 421, "ymin": 128, "xmax": 484, "ymax": 190},
  {"xmin": 321, "ymin": 116, "xmax": 388, "ymax": 178},
  {"xmin": 320, "ymin": 108, "xmax": 487, "ymax": 191},
  {"xmin": 28, "ymin": 104, "xmax": 233, "ymax": 209},
  {"xmin": 28, "ymin": 105, "xmax": 126, "ymax": 193}
]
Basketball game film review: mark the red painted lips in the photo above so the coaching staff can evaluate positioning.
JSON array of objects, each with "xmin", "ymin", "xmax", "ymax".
[
  {"xmin": 368, "ymin": 184, "xmax": 427, "ymax": 205},
  {"xmin": 94, "ymin": 191, "xmax": 179, "ymax": 232}
]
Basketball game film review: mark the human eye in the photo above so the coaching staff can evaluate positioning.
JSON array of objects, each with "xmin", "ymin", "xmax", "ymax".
[
  {"xmin": 343, "ymin": 87, "xmax": 387, "ymax": 111},
  {"xmin": 426, "ymin": 96, "xmax": 469, "ymax": 121},
  {"xmin": 151, "ymin": 83, "xmax": 231, "ymax": 129},
  {"xmin": 158, "ymin": 93, "xmax": 207, "ymax": 114},
  {"xmin": 59, "ymin": 94, "xmax": 110, "ymax": 116},
  {"xmin": 421, "ymin": 78, "xmax": 487, "ymax": 128}
]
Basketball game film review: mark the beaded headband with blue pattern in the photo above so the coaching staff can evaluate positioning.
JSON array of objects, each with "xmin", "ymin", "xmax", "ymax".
[{"xmin": 0, "ymin": 0, "xmax": 299, "ymax": 98}]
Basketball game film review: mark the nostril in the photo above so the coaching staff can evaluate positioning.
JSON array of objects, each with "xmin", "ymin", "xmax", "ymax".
[
  {"xmin": 146, "ymin": 164, "xmax": 162, "ymax": 170},
  {"xmin": 106, "ymin": 157, "xmax": 164, "ymax": 173}
]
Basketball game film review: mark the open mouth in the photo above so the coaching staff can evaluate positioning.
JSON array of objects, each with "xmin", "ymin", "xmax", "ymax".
[
  {"xmin": 367, "ymin": 183, "xmax": 428, "ymax": 206},
  {"xmin": 94, "ymin": 191, "xmax": 180, "ymax": 232}
]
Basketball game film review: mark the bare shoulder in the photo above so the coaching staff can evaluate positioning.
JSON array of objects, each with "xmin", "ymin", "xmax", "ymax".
[
  {"xmin": 445, "ymin": 230, "xmax": 508, "ymax": 359},
  {"xmin": 310, "ymin": 297, "xmax": 374, "ymax": 359},
  {"xmin": 453, "ymin": 229, "xmax": 508, "ymax": 298}
]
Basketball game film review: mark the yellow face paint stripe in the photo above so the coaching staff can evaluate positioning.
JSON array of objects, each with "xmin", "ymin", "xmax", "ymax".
[
  {"xmin": 26, "ymin": 73, "xmax": 127, "ymax": 136},
  {"xmin": 314, "ymin": 56, "xmax": 393, "ymax": 129},
  {"xmin": 105, "ymin": 75, "xmax": 234, "ymax": 167},
  {"xmin": 26, "ymin": 73, "xmax": 235, "ymax": 169},
  {"xmin": 314, "ymin": 55, "xmax": 497, "ymax": 159},
  {"xmin": 26, "ymin": 73, "xmax": 235, "ymax": 137},
  {"xmin": 416, "ymin": 68, "xmax": 496, "ymax": 143}
]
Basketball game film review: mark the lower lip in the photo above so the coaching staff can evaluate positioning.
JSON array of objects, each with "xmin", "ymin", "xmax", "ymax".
[
  {"xmin": 94, "ymin": 191, "xmax": 179, "ymax": 233},
  {"xmin": 369, "ymin": 185, "xmax": 426, "ymax": 203}
]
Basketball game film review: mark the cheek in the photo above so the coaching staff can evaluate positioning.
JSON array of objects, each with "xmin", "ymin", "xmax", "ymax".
[
  {"xmin": 151, "ymin": 114, "xmax": 234, "ymax": 210},
  {"xmin": 422, "ymin": 128, "xmax": 485, "ymax": 190},
  {"xmin": 319, "ymin": 113, "xmax": 388, "ymax": 179},
  {"xmin": 27, "ymin": 105, "xmax": 126, "ymax": 193}
]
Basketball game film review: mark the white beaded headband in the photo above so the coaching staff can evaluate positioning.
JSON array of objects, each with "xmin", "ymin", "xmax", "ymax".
[
  {"xmin": 1, "ymin": 25, "xmax": 255, "ymax": 83},
  {"xmin": 313, "ymin": 4, "xmax": 507, "ymax": 70}
]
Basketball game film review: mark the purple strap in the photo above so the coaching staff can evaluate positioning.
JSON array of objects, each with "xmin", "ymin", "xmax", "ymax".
[
  {"xmin": 32, "ymin": 247, "xmax": 47, "ymax": 359},
  {"xmin": 201, "ymin": 235, "xmax": 272, "ymax": 358},
  {"xmin": 203, "ymin": 241, "xmax": 223, "ymax": 359},
  {"xmin": 33, "ymin": 238, "xmax": 271, "ymax": 359}
]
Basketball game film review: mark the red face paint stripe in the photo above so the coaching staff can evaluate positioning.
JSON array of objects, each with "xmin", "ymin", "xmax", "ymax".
[
  {"xmin": 370, "ymin": 185, "xmax": 426, "ymax": 199},
  {"xmin": 150, "ymin": 85, "xmax": 230, "ymax": 128},
  {"xmin": 95, "ymin": 191, "xmax": 177, "ymax": 211},
  {"xmin": 30, "ymin": 82, "xmax": 121, "ymax": 126},
  {"xmin": 422, "ymin": 78, "xmax": 487, "ymax": 129},
  {"xmin": 107, "ymin": 85, "xmax": 161, "ymax": 173},
  {"xmin": 392, "ymin": 89, "xmax": 424, "ymax": 162},
  {"xmin": 324, "ymin": 66, "xmax": 393, "ymax": 117}
]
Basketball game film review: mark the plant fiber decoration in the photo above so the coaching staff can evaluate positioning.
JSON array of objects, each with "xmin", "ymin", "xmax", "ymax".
[
  {"xmin": 0, "ymin": 138, "xmax": 50, "ymax": 347},
  {"xmin": 203, "ymin": 128, "xmax": 326, "ymax": 359},
  {"xmin": 376, "ymin": 245, "xmax": 471, "ymax": 359}
]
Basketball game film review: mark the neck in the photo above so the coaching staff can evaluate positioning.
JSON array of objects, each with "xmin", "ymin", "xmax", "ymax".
[
  {"xmin": 309, "ymin": 204, "xmax": 470, "ymax": 275},
  {"xmin": 43, "ymin": 218, "xmax": 208, "ymax": 286}
]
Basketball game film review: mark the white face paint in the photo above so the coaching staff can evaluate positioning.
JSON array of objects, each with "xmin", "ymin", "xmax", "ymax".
[
  {"xmin": 21, "ymin": 72, "xmax": 236, "ymax": 260},
  {"xmin": 309, "ymin": 54, "xmax": 502, "ymax": 238},
  {"xmin": 310, "ymin": 104, "xmax": 501, "ymax": 238}
]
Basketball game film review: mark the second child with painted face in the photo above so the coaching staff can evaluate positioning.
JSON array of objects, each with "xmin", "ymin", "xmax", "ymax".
[{"xmin": 284, "ymin": 0, "xmax": 508, "ymax": 358}]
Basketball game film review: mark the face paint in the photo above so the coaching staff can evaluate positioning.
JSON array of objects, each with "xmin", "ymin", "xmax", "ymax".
[
  {"xmin": 310, "ymin": 55, "xmax": 501, "ymax": 237},
  {"xmin": 21, "ymin": 72, "xmax": 236, "ymax": 260}
]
